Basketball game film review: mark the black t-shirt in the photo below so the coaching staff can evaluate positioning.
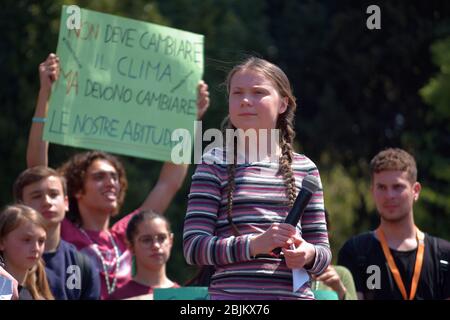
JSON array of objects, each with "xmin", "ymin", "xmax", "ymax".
[{"xmin": 338, "ymin": 231, "xmax": 450, "ymax": 300}]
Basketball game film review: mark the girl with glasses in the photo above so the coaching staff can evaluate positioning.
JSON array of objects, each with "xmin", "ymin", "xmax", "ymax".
[{"xmin": 107, "ymin": 210, "xmax": 179, "ymax": 299}]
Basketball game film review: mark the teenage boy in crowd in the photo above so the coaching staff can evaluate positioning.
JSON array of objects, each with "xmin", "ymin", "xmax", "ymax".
[
  {"xmin": 338, "ymin": 148, "xmax": 450, "ymax": 300},
  {"xmin": 14, "ymin": 166, "xmax": 100, "ymax": 299}
]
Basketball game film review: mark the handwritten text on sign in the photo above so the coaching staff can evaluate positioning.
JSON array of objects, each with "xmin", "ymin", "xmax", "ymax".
[{"xmin": 44, "ymin": 6, "xmax": 204, "ymax": 161}]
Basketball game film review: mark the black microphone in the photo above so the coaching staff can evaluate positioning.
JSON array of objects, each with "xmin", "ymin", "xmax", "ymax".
[{"xmin": 272, "ymin": 175, "xmax": 321, "ymax": 256}]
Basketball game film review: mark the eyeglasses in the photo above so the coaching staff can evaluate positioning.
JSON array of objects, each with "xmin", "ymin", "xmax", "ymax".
[{"xmin": 137, "ymin": 234, "xmax": 170, "ymax": 247}]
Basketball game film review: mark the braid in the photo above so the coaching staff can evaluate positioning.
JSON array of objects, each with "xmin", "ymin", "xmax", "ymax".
[
  {"xmin": 278, "ymin": 116, "xmax": 297, "ymax": 208},
  {"xmin": 223, "ymin": 117, "xmax": 241, "ymax": 236},
  {"xmin": 223, "ymin": 57, "xmax": 299, "ymax": 231},
  {"xmin": 226, "ymin": 163, "xmax": 240, "ymax": 236}
]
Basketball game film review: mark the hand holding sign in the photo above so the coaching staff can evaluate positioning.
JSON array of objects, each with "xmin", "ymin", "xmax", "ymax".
[
  {"xmin": 39, "ymin": 53, "xmax": 60, "ymax": 94},
  {"xmin": 196, "ymin": 80, "xmax": 209, "ymax": 120},
  {"xmin": 44, "ymin": 6, "xmax": 205, "ymax": 162}
]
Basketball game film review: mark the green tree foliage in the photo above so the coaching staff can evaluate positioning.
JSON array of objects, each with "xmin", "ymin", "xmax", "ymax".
[
  {"xmin": 414, "ymin": 37, "xmax": 450, "ymax": 238},
  {"xmin": 1, "ymin": 0, "xmax": 449, "ymax": 282}
]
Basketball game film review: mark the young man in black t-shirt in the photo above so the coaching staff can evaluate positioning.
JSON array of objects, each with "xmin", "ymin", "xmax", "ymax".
[{"xmin": 338, "ymin": 148, "xmax": 450, "ymax": 300}]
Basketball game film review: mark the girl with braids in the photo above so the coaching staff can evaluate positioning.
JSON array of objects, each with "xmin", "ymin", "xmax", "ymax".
[
  {"xmin": 183, "ymin": 57, "xmax": 331, "ymax": 299},
  {"xmin": 0, "ymin": 204, "xmax": 54, "ymax": 300}
]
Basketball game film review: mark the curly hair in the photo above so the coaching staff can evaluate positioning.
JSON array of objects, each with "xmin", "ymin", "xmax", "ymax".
[
  {"xmin": 370, "ymin": 148, "xmax": 417, "ymax": 183},
  {"xmin": 224, "ymin": 57, "xmax": 298, "ymax": 234},
  {"xmin": 58, "ymin": 151, "xmax": 128, "ymax": 226}
]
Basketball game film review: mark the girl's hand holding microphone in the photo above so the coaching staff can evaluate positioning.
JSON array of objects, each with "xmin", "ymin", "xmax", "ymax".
[{"xmin": 249, "ymin": 223, "xmax": 297, "ymax": 256}]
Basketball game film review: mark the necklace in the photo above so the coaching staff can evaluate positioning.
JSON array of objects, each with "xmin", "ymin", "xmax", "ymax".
[{"xmin": 79, "ymin": 228, "xmax": 121, "ymax": 295}]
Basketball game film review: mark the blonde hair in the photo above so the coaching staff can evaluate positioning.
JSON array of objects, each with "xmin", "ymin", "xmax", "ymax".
[
  {"xmin": 0, "ymin": 204, "xmax": 54, "ymax": 300},
  {"xmin": 224, "ymin": 57, "xmax": 298, "ymax": 234}
]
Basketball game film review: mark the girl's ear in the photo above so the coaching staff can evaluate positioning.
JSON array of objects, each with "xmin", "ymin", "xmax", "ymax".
[
  {"xmin": 169, "ymin": 233, "xmax": 174, "ymax": 247},
  {"xmin": 64, "ymin": 196, "xmax": 69, "ymax": 212},
  {"xmin": 279, "ymin": 97, "xmax": 288, "ymax": 114}
]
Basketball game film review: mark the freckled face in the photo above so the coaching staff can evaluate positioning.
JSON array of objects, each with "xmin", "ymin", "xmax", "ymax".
[{"xmin": 229, "ymin": 69, "xmax": 287, "ymax": 132}]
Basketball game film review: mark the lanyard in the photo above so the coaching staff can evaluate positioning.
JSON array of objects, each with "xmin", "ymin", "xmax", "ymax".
[{"xmin": 375, "ymin": 227, "xmax": 425, "ymax": 300}]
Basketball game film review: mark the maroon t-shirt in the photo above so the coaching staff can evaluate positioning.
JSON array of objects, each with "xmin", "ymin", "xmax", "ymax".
[
  {"xmin": 107, "ymin": 280, "xmax": 180, "ymax": 300},
  {"xmin": 61, "ymin": 209, "xmax": 140, "ymax": 299}
]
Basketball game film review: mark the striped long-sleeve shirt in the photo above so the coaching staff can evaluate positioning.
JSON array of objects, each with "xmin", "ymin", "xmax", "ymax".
[{"xmin": 183, "ymin": 148, "xmax": 331, "ymax": 299}]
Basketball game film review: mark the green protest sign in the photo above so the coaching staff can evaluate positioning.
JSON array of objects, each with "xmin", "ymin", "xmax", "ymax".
[{"xmin": 44, "ymin": 6, "xmax": 204, "ymax": 162}]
